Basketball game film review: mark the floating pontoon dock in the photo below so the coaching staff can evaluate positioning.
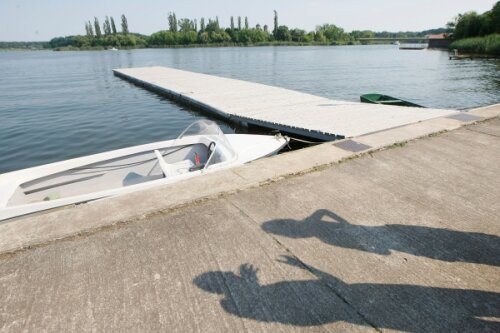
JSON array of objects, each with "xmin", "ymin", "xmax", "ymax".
[{"xmin": 113, "ymin": 66, "xmax": 457, "ymax": 140}]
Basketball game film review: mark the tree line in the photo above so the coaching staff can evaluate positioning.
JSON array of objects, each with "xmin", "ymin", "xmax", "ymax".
[
  {"xmin": 84, "ymin": 15, "xmax": 128, "ymax": 37},
  {"xmin": 447, "ymin": 1, "xmax": 500, "ymax": 39},
  {"xmin": 146, "ymin": 11, "xmax": 442, "ymax": 46},
  {"xmin": 149, "ymin": 11, "xmax": 360, "ymax": 46},
  {"xmin": 42, "ymin": 6, "xmax": 498, "ymax": 51},
  {"xmin": 46, "ymin": 10, "xmax": 445, "ymax": 50},
  {"xmin": 49, "ymin": 14, "xmax": 147, "ymax": 49},
  {"xmin": 448, "ymin": 1, "xmax": 500, "ymax": 55}
]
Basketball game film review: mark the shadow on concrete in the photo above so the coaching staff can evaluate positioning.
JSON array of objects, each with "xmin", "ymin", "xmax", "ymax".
[
  {"xmin": 261, "ymin": 209, "xmax": 500, "ymax": 266},
  {"xmin": 193, "ymin": 256, "xmax": 500, "ymax": 331}
]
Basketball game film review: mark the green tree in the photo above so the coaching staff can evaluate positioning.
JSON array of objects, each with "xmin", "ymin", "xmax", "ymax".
[
  {"xmin": 492, "ymin": 1, "xmax": 500, "ymax": 33},
  {"xmin": 180, "ymin": 31, "xmax": 198, "ymax": 44},
  {"xmin": 245, "ymin": 17, "xmax": 249, "ymax": 30},
  {"xmin": 200, "ymin": 18, "xmax": 205, "ymax": 32},
  {"xmin": 314, "ymin": 31, "xmax": 327, "ymax": 43},
  {"xmin": 149, "ymin": 30, "xmax": 177, "ymax": 45},
  {"xmin": 305, "ymin": 32, "xmax": 315, "ymax": 42},
  {"xmin": 209, "ymin": 30, "xmax": 231, "ymax": 43},
  {"xmin": 230, "ymin": 16, "xmax": 235, "ymax": 30},
  {"xmin": 121, "ymin": 14, "xmax": 129, "ymax": 34},
  {"xmin": 168, "ymin": 12, "xmax": 178, "ymax": 32},
  {"xmin": 179, "ymin": 19, "xmax": 195, "ymax": 32},
  {"xmin": 205, "ymin": 18, "xmax": 220, "ymax": 33},
  {"xmin": 88, "ymin": 21, "xmax": 94, "ymax": 36},
  {"xmin": 103, "ymin": 16, "xmax": 112, "ymax": 35},
  {"xmin": 94, "ymin": 17, "xmax": 102, "ymax": 37},
  {"xmin": 110, "ymin": 17, "xmax": 117, "ymax": 34},
  {"xmin": 454, "ymin": 12, "xmax": 483, "ymax": 38},
  {"xmin": 238, "ymin": 16, "xmax": 242, "ymax": 30},
  {"xmin": 275, "ymin": 26, "xmax": 291, "ymax": 41},
  {"xmin": 316, "ymin": 24, "xmax": 350, "ymax": 43},
  {"xmin": 451, "ymin": 2, "xmax": 500, "ymax": 39},
  {"xmin": 290, "ymin": 28, "xmax": 306, "ymax": 42},
  {"xmin": 198, "ymin": 31, "xmax": 209, "ymax": 43},
  {"xmin": 85, "ymin": 22, "xmax": 91, "ymax": 36}
]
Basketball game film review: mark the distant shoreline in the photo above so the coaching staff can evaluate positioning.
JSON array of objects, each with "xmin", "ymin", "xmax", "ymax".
[
  {"xmin": 2, "ymin": 37, "xmax": 497, "ymax": 57},
  {"xmin": 0, "ymin": 40, "xmax": 412, "ymax": 52}
]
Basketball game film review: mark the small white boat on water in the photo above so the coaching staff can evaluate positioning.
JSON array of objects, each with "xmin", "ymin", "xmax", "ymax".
[{"xmin": 0, "ymin": 121, "xmax": 288, "ymax": 221}]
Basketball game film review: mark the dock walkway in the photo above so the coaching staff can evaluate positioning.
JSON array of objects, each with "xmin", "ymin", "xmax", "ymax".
[{"xmin": 113, "ymin": 66, "xmax": 456, "ymax": 140}]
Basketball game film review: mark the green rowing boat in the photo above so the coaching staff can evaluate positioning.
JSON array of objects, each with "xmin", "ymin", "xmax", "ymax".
[{"xmin": 360, "ymin": 93, "xmax": 424, "ymax": 108}]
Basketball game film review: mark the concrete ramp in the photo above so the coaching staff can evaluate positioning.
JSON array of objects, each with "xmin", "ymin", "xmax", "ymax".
[{"xmin": 113, "ymin": 66, "xmax": 457, "ymax": 140}]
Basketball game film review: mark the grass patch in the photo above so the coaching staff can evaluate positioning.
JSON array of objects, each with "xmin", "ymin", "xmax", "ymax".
[{"xmin": 450, "ymin": 34, "xmax": 500, "ymax": 56}]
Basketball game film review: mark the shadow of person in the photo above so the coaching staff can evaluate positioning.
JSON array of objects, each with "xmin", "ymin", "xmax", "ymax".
[
  {"xmin": 193, "ymin": 256, "xmax": 500, "ymax": 332},
  {"xmin": 262, "ymin": 209, "xmax": 500, "ymax": 266}
]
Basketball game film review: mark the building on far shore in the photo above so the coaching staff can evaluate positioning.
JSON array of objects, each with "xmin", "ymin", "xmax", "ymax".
[{"xmin": 427, "ymin": 33, "xmax": 452, "ymax": 49}]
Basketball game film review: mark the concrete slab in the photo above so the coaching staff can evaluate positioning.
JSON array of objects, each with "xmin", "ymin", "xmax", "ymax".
[
  {"xmin": 0, "ymin": 116, "xmax": 499, "ymax": 332},
  {"xmin": 0, "ymin": 198, "xmax": 372, "ymax": 332}
]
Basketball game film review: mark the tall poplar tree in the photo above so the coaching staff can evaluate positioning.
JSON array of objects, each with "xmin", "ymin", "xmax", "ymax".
[
  {"xmin": 200, "ymin": 18, "xmax": 205, "ymax": 32},
  {"xmin": 273, "ymin": 10, "xmax": 278, "ymax": 37},
  {"xmin": 121, "ymin": 14, "xmax": 129, "ymax": 34},
  {"xmin": 94, "ymin": 17, "xmax": 102, "ymax": 37},
  {"xmin": 230, "ymin": 16, "xmax": 235, "ymax": 30},
  {"xmin": 104, "ymin": 16, "xmax": 111, "ymax": 35},
  {"xmin": 245, "ymin": 17, "xmax": 249, "ymax": 29},
  {"xmin": 238, "ymin": 16, "xmax": 242, "ymax": 30},
  {"xmin": 168, "ymin": 12, "xmax": 178, "ymax": 32},
  {"xmin": 88, "ymin": 20, "xmax": 94, "ymax": 36},
  {"xmin": 110, "ymin": 17, "xmax": 117, "ymax": 34}
]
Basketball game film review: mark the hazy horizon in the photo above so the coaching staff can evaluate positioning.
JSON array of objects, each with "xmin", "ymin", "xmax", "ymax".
[{"xmin": 0, "ymin": 0, "xmax": 497, "ymax": 41}]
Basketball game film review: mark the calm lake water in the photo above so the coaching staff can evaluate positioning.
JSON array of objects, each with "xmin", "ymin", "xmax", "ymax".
[{"xmin": 0, "ymin": 45, "xmax": 499, "ymax": 173}]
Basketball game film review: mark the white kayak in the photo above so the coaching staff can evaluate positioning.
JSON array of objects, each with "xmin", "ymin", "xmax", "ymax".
[{"xmin": 0, "ymin": 120, "xmax": 288, "ymax": 221}]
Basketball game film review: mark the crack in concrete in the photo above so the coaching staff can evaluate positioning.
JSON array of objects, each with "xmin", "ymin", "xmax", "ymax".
[{"xmin": 465, "ymin": 127, "xmax": 500, "ymax": 138}]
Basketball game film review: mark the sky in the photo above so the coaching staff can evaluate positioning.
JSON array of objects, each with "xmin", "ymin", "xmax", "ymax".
[{"xmin": 0, "ymin": 0, "xmax": 497, "ymax": 41}]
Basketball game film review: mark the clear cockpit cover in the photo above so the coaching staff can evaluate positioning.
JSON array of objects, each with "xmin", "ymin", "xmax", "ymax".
[
  {"xmin": 176, "ymin": 120, "xmax": 236, "ymax": 158},
  {"xmin": 177, "ymin": 120, "xmax": 223, "ymax": 139}
]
